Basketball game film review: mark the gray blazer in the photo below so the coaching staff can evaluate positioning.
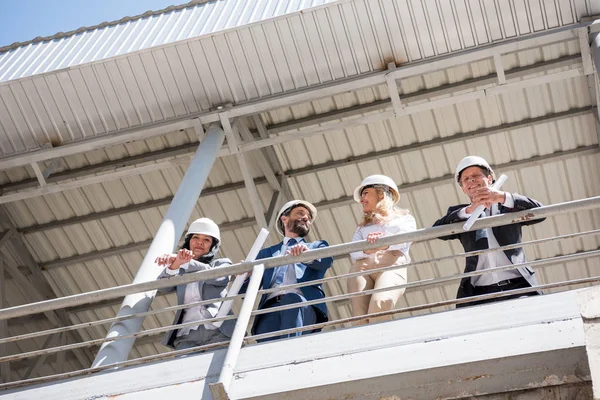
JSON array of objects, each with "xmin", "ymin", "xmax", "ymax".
[{"xmin": 157, "ymin": 257, "xmax": 236, "ymax": 348}]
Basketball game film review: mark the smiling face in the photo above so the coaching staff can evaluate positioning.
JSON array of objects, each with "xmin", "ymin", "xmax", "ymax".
[
  {"xmin": 280, "ymin": 206, "xmax": 312, "ymax": 238},
  {"xmin": 188, "ymin": 233, "xmax": 214, "ymax": 258},
  {"xmin": 459, "ymin": 166, "xmax": 493, "ymax": 200},
  {"xmin": 360, "ymin": 187, "xmax": 384, "ymax": 214}
]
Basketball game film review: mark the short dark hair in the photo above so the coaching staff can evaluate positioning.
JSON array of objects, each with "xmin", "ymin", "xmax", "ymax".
[
  {"xmin": 181, "ymin": 233, "xmax": 216, "ymax": 251},
  {"xmin": 457, "ymin": 166, "xmax": 492, "ymax": 184},
  {"xmin": 278, "ymin": 204, "xmax": 312, "ymax": 234}
]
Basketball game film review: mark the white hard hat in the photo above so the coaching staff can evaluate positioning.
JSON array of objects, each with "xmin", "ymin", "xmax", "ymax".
[
  {"xmin": 186, "ymin": 218, "xmax": 220, "ymax": 242},
  {"xmin": 276, "ymin": 200, "xmax": 317, "ymax": 236},
  {"xmin": 353, "ymin": 175, "xmax": 400, "ymax": 204},
  {"xmin": 455, "ymin": 156, "xmax": 496, "ymax": 184}
]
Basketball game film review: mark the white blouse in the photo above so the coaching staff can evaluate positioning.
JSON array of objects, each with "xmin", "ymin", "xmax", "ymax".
[{"xmin": 350, "ymin": 214, "xmax": 417, "ymax": 262}]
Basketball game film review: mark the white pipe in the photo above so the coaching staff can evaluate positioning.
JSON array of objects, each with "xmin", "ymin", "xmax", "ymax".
[
  {"xmin": 210, "ymin": 263, "xmax": 265, "ymax": 400},
  {"xmin": 213, "ymin": 228, "xmax": 269, "ymax": 328},
  {"xmin": 91, "ymin": 123, "xmax": 225, "ymax": 368},
  {"xmin": 463, "ymin": 174, "xmax": 508, "ymax": 231}
]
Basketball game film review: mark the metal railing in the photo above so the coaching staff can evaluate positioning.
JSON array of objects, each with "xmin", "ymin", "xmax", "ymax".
[{"xmin": 0, "ymin": 196, "xmax": 599, "ymax": 392}]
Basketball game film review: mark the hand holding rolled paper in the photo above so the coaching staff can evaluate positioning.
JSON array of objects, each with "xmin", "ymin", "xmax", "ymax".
[
  {"xmin": 212, "ymin": 228, "xmax": 269, "ymax": 328},
  {"xmin": 463, "ymin": 174, "xmax": 508, "ymax": 231}
]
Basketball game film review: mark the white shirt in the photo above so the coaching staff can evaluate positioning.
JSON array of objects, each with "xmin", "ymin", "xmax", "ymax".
[
  {"xmin": 164, "ymin": 263, "xmax": 217, "ymax": 336},
  {"xmin": 266, "ymin": 236, "xmax": 306, "ymax": 300},
  {"xmin": 350, "ymin": 214, "xmax": 417, "ymax": 262},
  {"xmin": 457, "ymin": 193, "xmax": 522, "ymax": 286}
]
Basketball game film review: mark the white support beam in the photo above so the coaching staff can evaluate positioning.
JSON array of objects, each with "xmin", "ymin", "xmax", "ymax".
[
  {"xmin": 56, "ymin": 333, "xmax": 67, "ymax": 374},
  {"xmin": 241, "ymin": 90, "xmax": 486, "ymax": 152},
  {"xmin": 386, "ymin": 24, "xmax": 580, "ymax": 82},
  {"xmin": 192, "ymin": 118, "xmax": 204, "ymax": 142},
  {"xmin": 0, "ymin": 59, "xmax": 586, "ymax": 206},
  {"xmin": 485, "ymin": 67, "xmax": 584, "ymax": 96},
  {"xmin": 23, "ymin": 334, "xmax": 60, "ymax": 379},
  {"xmin": 265, "ymin": 55, "xmax": 580, "ymax": 136},
  {"xmin": 580, "ymin": 27, "xmax": 595, "ymax": 76},
  {"xmin": 265, "ymin": 175, "xmax": 289, "ymax": 231},
  {"xmin": 236, "ymin": 152, "xmax": 268, "ymax": 229},
  {"xmin": 0, "ymin": 228, "xmax": 14, "ymax": 249},
  {"xmin": 493, "ymin": 54, "xmax": 506, "ymax": 85},
  {"xmin": 0, "ymin": 119, "xmax": 197, "ymax": 171},
  {"xmin": 0, "ymin": 207, "xmax": 94, "ymax": 368},
  {"xmin": 0, "ymin": 23, "xmax": 588, "ymax": 173},
  {"xmin": 252, "ymin": 115, "xmax": 284, "ymax": 174},
  {"xmin": 39, "ymin": 143, "xmax": 61, "ymax": 182},
  {"xmin": 92, "ymin": 123, "xmax": 226, "ymax": 367},
  {"xmin": 25, "ymin": 144, "xmax": 599, "ymax": 270},
  {"xmin": 385, "ymin": 62, "xmax": 403, "ymax": 116},
  {"xmin": 220, "ymin": 114, "xmax": 238, "ymax": 155},
  {"xmin": 7, "ymin": 105, "xmax": 592, "ymax": 241},
  {"xmin": 0, "ymin": 254, "xmax": 91, "ymax": 369},
  {"xmin": 0, "ymin": 155, "xmax": 197, "ymax": 205},
  {"xmin": 236, "ymin": 120, "xmax": 281, "ymax": 191},
  {"xmin": 29, "ymin": 163, "xmax": 46, "ymax": 187}
]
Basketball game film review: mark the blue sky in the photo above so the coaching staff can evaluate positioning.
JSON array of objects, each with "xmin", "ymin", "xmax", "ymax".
[{"xmin": 0, "ymin": 0, "xmax": 187, "ymax": 47}]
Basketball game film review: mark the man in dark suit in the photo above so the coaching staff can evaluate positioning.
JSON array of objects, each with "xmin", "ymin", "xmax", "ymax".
[
  {"xmin": 433, "ymin": 156, "xmax": 545, "ymax": 307},
  {"xmin": 245, "ymin": 199, "xmax": 333, "ymax": 342}
]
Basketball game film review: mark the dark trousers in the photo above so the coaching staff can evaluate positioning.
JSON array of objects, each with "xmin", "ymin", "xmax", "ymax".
[
  {"xmin": 254, "ymin": 293, "xmax": 317, "ymax": 343},
  {"xmin": 469, "ymin": 277, "xmax": 538, "ymax": 306}
]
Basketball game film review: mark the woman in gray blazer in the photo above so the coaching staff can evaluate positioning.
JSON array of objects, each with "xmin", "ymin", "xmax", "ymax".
[{"xmin": 155, "ymin": 218, "xmax": 235, "ymax": 350}]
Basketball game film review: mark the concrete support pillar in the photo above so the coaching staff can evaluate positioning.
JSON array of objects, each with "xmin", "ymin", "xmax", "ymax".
[
  {"xmin": 92, "ymin": 122, "xmax": 225, "ymax": 367},
  {"xmin": 578, "ymin": 286, "xmax": 600, "ymax": 400}
]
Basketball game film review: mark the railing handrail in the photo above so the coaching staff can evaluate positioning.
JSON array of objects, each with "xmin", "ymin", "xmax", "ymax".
[
  {"xmin": 0, "ymin": 195, "xmax": 598, "ymax": 321},
  {"xmin": 2, "ymin": 275, "xmax": 598, "ymax": 392},
  {"xmin": 5, "ymin": 227, "xmax": 597, "ymax": 347}
]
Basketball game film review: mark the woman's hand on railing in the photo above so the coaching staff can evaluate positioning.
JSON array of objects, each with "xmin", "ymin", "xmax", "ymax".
[{"xmin": 364, "ymin": 231, "xmax": 389, "ymax": 254}]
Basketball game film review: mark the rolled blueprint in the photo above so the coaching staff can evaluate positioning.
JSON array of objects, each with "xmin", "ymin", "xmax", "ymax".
[
  {"xmin": 212, "ymin": 227, "xmax": 269, "ymax": 327},
  {"xmin": 462, "ymin": 173, "xmax": 508, "ymax": 231}
]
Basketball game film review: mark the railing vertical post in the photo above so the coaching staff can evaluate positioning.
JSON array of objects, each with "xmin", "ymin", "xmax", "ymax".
[
  {"xmin": 210, "ymin": 264, "xmax": 265, "ymax": 400},
  {"xmin": 92, "ymin": 122, "xmax": 225, "ymax": 367}
]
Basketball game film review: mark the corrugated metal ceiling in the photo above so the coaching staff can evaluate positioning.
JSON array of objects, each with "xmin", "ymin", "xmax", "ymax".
[{"xmin": 0, "ymin": 0, "xmax": 599, "ymax": 383}]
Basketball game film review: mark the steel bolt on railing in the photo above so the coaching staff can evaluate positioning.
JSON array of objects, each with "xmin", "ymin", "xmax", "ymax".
[{"xmin": 0, "ymin": 196, "xmax": 599, "ymax": 391}]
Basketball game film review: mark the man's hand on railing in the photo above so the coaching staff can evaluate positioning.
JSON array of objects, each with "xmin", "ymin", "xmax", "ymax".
[
  {"xmin": 286, "ymin": 243, "xmax": 310, "ymax": 257},
  {"xmin": 465, "ymin": 187, "xmax": 506, "ymax": 213},
  {"xmin": 237, "ymin": 261, "xmax": 250, "ymax": 279}
]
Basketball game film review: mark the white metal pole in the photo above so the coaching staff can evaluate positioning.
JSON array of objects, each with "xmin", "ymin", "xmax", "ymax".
[
  {"xmin": 591, "ymin": 30, "xmax": 600, "ymax": 75},
  {"xmin": 210, "ymin": 263, "xmax": 265, "ymax": 400},
  {"xmin": 92, "ymin": 122, "xmax": 225, "ymax": 367}
]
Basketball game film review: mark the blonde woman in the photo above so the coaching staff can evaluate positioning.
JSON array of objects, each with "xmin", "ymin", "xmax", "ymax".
[{"xmin": 347, "ymin": 175, "xmax": 416, "ymax": 325}]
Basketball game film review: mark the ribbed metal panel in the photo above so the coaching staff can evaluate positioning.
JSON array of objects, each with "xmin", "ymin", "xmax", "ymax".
[
  {"xmin": 0, "ymin": 0, "xmax": 334, "ymax": 83},
  {"xmin": 0, "ymin": 0, "xmax": 599, "ymax": 380}
]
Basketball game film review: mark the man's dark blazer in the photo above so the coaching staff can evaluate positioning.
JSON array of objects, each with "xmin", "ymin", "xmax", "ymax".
[
  {"xmin": 243, "ymin": 239, "xmax": 333, "ymax": 334},
  {"xmin": 433, "ymin": 193, "xmax": 545, "ymax": 307}
]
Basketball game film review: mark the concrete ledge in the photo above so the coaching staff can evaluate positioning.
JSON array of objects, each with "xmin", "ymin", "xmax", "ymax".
[{"xmin": 1, "ymin": 291, "xmax": 590, "ymax": 400}]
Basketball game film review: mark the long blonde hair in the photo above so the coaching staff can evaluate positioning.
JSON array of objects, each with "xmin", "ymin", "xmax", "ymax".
[{"xmin": 360, "ymin": 186, "xmax": 410, "ymax": 226}]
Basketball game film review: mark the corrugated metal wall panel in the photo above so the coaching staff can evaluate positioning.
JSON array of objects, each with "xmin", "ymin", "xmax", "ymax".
[{"xmin": 0, "ymin": 0, "xmax": 598, "ymax": 380}]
